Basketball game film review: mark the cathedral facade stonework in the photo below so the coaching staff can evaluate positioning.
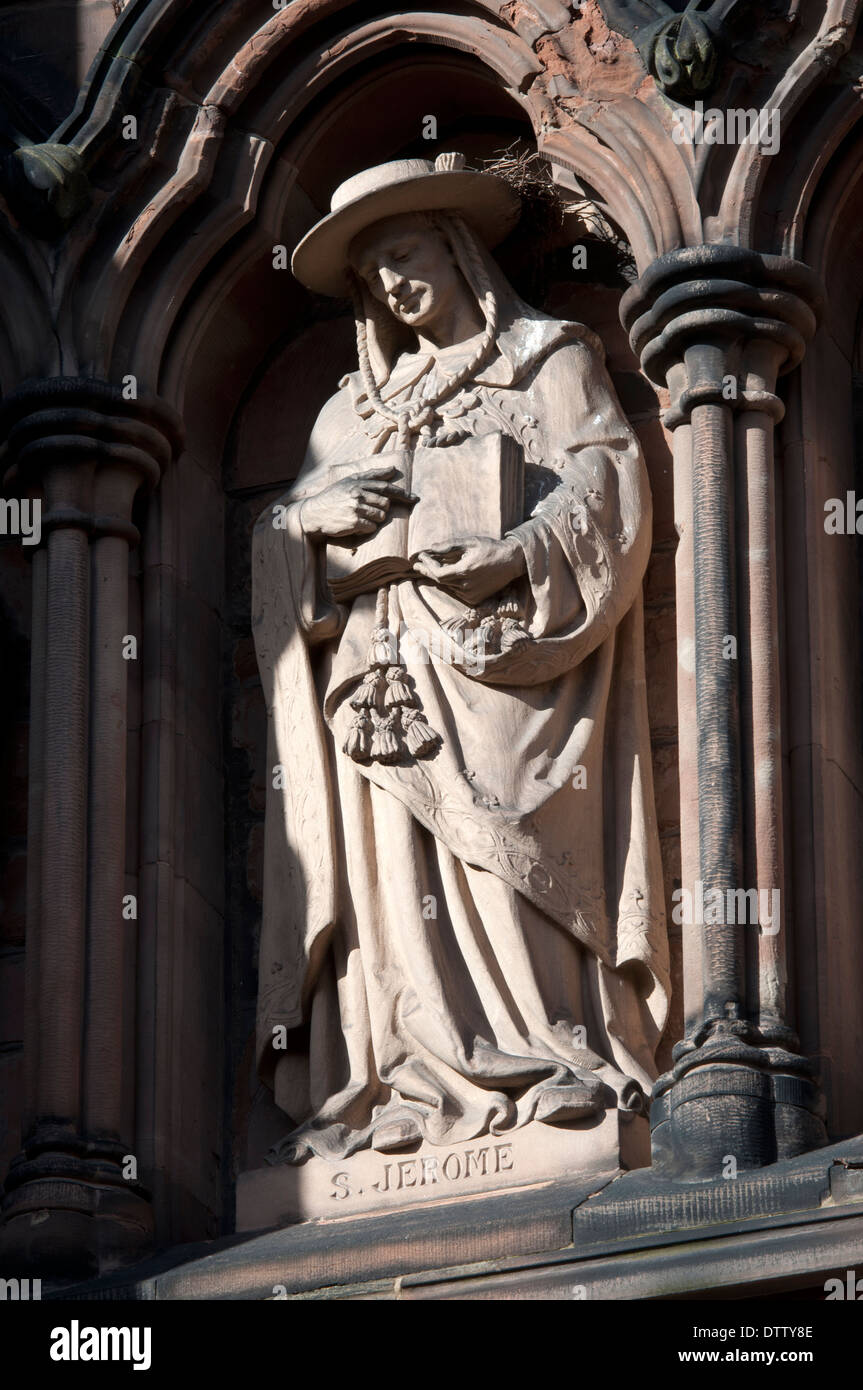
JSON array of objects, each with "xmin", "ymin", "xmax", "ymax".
[{"xmin": 0, "ymin": 0, "xmax": 863, "ymax": 1302}]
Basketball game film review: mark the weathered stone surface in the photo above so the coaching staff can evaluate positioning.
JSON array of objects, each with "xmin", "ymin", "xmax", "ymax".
[
  {"xmin": 1, "ymin": 0, "xmax": 863, "ymax": 1287},
  {"xmin": 237, "ymin": 1112, "xmax": 648, "ymax": 1229},
  {"xmin": 52, "ymin": 1137, "xmax": 863, "ymax": 1301}
]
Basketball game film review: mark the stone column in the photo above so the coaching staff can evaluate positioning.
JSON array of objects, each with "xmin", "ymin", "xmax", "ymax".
[
  {"xmin": 621, "ymin": 248, "xmax": 829, "ymax": 1177},
  {"xmin": 0, "ymin": 378, "xmax": 181, "ymax": 1273}
]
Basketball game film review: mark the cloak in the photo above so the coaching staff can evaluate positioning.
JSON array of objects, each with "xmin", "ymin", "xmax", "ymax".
[{"xmin": 251, "ymin": 294, "xmax": 670, "ymax": 1145}]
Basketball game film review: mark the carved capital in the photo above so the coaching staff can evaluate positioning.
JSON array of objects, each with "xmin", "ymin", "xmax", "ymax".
[
  {"xmin": 1, "ymin": 377, "xmax": 183, "ymax": 544},
  {"xmin": 621, "ymin": 245, "xmax": 822, "ymax": 428}
]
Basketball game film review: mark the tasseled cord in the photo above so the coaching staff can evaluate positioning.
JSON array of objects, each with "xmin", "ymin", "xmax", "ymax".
[
  {"xmin": 402, "ymin": 708, "xmax": 439, "ymax": 757},
  {"xmin": 370, "ymin": 711, "xmax": 400, "ymax": 763},
  {"xmin": 343, "ymin": 708, "xmax": 372, "ymax": 762},
  {"xmin": 342, "ymin": 583, "xmax": 440, "ymax": 764}
]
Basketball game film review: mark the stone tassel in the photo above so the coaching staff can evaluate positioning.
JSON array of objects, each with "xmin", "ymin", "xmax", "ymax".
[
  {"xmin": 344, "ymin": 585, "xmax": 441, "ymax": 764},
  {"xmin": 495, "ymin": 594, "xmax": 530, "ymax": 652},
  {"xmin": 370, "ymin": 712, "xmax": 400, "ymax": 763},
  {"xmin": 343, "ymin": 709, "xmax": 372, "ymax": 762},
  {"xmin": 383, "ymin": 664, "xmax": 414, "ymax": 708},
  {"xmin": 350, "ymin": 670, "xmax": 385, "ymax": 709},
  {"xmin": 402, "ymin": 708, "xmax": 439, "ymax": 758}
]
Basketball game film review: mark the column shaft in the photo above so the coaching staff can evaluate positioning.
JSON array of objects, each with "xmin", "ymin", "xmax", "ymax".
[
  {"xmin": 39, "ymin": 521, "xmax": 90, "ymax": 1123},
  {"xmin": 84, "ymin": 532, "xmax": 132, "ymax": 1140},
  {"xmin": 690, "ymin": 397, "xmax": 746, "ymax": 1022},
  {"xmin": 22, "ymin": 545, "xmax": 47, "ymax": 1135},
  {"xmin": 736, "ymin": 405, "xmax": 788, "ymax": 1032}
]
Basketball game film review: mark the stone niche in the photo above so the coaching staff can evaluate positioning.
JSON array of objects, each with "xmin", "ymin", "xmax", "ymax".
[
  {"xmin": 0, "ymin": 13, "xmax": 683, "ymax": 1270},
  {"xmin": 186, "ymin": 11, "xmax": 863, "ymax": 1269},
  {"xmin": 217, "ymin": 51, "xmax": 681, "ymax": 1226}
]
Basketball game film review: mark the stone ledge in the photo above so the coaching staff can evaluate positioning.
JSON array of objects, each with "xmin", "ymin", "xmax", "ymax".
[{"xmin": 49, "ymin": 1136, "xmax": 863, "ymax": 1301}]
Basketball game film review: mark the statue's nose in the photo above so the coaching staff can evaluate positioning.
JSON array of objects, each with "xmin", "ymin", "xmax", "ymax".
[{"xmin": 380, "ymin": 265, "xmax": 405, "ymax": 294}]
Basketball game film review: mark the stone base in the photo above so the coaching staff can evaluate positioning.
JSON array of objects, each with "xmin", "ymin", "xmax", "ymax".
[
  {"xmin": 0, "ymin": 1178, "xmax": 153, "ymax": 1277},
  {"xmin": 0, "ymin": 1130, "xmax": 154, "ymax": 1275},
  {"xmin": 237, "ymin": 1108, "xmax": 649, "ymax": 1232},
  {"xmin": 650, "ymin": 1063, "xmax": 828, "ymax": 1178}
]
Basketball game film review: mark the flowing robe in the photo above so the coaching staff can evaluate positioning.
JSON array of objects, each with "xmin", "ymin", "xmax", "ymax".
[{"xmin": 252, "ymin": 309, "xmax": 670, "ymax": 1159}]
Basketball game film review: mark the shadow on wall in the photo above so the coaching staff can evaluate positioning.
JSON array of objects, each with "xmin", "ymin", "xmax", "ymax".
[{"xmin": 0, "ymin": 0, "xmax": 113, "ymax": 146}]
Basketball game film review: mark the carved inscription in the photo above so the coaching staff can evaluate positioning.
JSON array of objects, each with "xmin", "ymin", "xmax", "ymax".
[{"xmin": 330, "ymin": 1142, "xmax": 514, "ymax": 1200}]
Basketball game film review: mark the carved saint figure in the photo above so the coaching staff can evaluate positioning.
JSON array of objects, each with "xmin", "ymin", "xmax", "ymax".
[{"xmin": 253, "ymin": 154, "xmax": 669, "ymax": 1161}]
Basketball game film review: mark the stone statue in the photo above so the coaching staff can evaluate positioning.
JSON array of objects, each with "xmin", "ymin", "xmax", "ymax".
[{"xmin": 252, "ymin": 153, "xmax": 669, "ymax": 1171}]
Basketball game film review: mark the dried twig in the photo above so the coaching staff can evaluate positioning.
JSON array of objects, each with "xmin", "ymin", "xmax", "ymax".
[{"xmin": 479, "ymin": 142, "xmax": 636, "ymax": 285}]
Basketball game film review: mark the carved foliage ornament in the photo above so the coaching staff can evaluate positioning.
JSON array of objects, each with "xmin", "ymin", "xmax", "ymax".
[{"xmin": 595, "ymin": 0, "xmax": 747, "ymax": 101}]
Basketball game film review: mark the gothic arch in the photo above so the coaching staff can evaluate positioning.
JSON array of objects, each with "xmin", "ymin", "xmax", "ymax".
[{"xmin": 33, "ymin": 0, "xmax": 711, "ymax": 402}]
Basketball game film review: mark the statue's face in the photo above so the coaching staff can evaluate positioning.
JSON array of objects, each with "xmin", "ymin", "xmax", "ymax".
[{"xmin": 349, "ymin": 213, "xmax": 465, "ymax": 332}]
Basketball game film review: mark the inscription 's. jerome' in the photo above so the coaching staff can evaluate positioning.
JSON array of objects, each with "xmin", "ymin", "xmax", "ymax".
[{"xmin": 331, "ymin": 1142, "xmax": 514, "ymax": 1200}]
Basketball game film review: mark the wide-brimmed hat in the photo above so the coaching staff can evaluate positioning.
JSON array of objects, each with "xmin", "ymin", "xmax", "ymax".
[{"xmin": 291, "ymin": 152, "xmax": 521, "ymax": 297}]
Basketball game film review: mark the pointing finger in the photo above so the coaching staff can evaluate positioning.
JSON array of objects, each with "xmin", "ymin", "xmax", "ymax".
[{"xmin": 361, "ymin": 483, "xmax": 418, "ymax": 503}]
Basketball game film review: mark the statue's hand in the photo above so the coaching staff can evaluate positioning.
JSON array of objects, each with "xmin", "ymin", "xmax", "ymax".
[
  {"xmin": 299, "ymin": 466, "xmax": 417, "ymax": 540},
  {"xmin": 413, "ymin": 535, "xmax": 526, "ymax": 605}
]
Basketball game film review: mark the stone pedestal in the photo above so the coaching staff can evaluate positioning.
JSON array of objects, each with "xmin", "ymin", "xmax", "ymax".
[{"xmin": 237, "ymin": 1110, "xmax": 648, "ymax": 1231}]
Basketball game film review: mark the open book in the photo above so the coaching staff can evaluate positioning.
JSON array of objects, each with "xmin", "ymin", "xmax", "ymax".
[{"xmin": 325, "ymin": 432, "xmax": 524, "ymax": 601}]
